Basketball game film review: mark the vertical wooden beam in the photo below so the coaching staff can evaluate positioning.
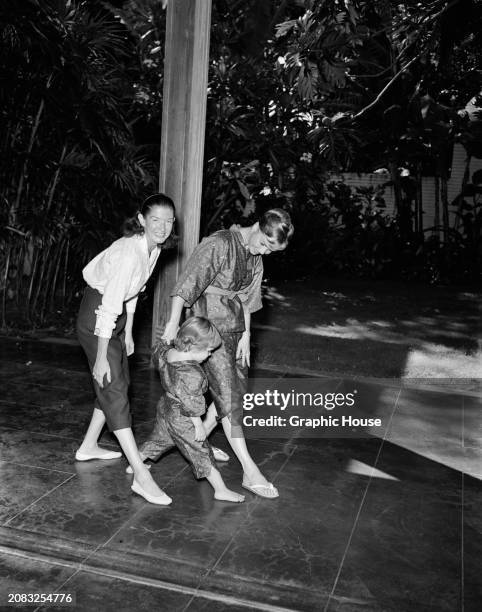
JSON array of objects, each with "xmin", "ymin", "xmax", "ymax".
[{"xmin": 152, "ymin": 0, "xmax": 212, "ymax": 340}]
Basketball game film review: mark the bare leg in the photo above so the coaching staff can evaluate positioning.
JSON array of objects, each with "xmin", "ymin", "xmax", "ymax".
[
  {"xmin": 77, "ymin": 406, "xmax": 120, "ymax": 459},
  {"xmin": 114, "ymin": 428, "xmax": 171, "ymax": 504},
  {"xmin": 206, "ymin": 466, "xmax": 244, "ymax": 502},
  {"xmin": 203, "ymin": 403, "xmax": 230, "ymax": 462},
  {"xmin": 203, "ymin": 402, "xmax": 218, "ymax": 436},
  {"xmin": 221, "ymin": 415, "xmax": 278, "ymax": 498},
  {"xmin": 125, "ymin": 451, "xmax": 151, "ymax": 474}
]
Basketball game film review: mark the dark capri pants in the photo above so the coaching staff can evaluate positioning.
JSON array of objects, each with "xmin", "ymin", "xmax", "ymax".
[{"xmin": 76, "ymin": 286, "xmax": 132, "ymax": 431}]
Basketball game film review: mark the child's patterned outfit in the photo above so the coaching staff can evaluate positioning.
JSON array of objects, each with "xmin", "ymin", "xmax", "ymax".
[{"xmin": 139, "ymin": 340, "xmax": 215, "ymax": 479}]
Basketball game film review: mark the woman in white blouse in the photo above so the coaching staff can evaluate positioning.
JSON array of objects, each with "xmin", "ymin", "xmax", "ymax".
[{"xmin": 75, "ymin": 194, "xmax": 175, "ymax": 505}]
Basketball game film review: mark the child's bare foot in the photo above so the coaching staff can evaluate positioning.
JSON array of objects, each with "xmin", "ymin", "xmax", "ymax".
[{"xmin": 214, "ymin": 488, "xmax": 245, "ymax": 503}]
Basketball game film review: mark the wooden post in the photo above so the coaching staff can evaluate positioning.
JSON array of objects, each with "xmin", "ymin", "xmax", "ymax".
[{"xmin": 152, "ymin": 0, "xmax": 212, "ymax": 341}]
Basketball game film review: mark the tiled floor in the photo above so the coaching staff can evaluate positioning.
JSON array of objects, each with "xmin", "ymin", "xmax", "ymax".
[{"xmin": 0, "ymin": 336, "xmax": 480, "ymax": 611}]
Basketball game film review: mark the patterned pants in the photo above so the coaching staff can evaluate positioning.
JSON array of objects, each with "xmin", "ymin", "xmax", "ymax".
[
  {"xmin": 139, "ymin": 398, "xmax": 216, "ymax": 479},
  {"xmin": 203, "ymin": 331, "xmax": 247, "ymax": 420}
]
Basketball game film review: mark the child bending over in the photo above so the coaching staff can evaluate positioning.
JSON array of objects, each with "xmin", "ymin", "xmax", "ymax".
[{"xmin": 128, "ymin": 317, "xmax": 244, "ymax": 503}]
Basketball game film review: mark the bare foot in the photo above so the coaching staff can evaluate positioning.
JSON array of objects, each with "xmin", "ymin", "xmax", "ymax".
[{"xmin": 214, "ymin": 488, "xmax": 245, "ymax": 503}]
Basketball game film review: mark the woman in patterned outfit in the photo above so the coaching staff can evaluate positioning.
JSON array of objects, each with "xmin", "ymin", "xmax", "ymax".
[{"xmin": 162, "ymin": 209, "xmax": 294, "ymax": 498}]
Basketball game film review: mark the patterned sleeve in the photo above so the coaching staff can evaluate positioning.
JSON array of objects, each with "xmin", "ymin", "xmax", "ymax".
[
  {"xmin": 171, "ymin": 234, "xmax": 229, "ymax": 307},
  {"xmin": 177, "ymin": 366, "xmax": 207, "ymax": 417},
  {"xmin": 152, "ymin": 338, "xmax": 173, "ymax": 370},
  {"xmin": 241, "ymin": 256, "xmax": 263, "ymax": 314}
]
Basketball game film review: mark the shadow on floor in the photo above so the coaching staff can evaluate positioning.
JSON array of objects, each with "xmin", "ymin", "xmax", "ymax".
[{"xmin": 0, "ymin": 337, "xmax": 480, "ymax": 612}]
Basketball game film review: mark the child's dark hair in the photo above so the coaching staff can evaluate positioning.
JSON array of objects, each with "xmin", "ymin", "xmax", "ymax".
[
  {"xmin": 259, "ymin": 208, "xmax": 294, "ymax": 245},
  {"xmin": 123, "ymin": 193, "xmax": 178, "ymax": 248},
  {"xmin": 174, "ymin": 317, "xmax": 221, "ymax": 352}
]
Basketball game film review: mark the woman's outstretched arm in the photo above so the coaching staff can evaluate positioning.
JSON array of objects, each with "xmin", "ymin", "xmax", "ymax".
[
  {"xmin": 162, "ymin": 295, "xmax": 185, "ymax": 341},
  {"xmin": 236, "ymin": 308, "xmax": 251, "ymax": 367}
]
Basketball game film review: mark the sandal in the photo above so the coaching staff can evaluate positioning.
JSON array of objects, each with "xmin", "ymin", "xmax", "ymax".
[{"xmin": 242, "ymin": 480, "xmax": 279, "ymax": 499}]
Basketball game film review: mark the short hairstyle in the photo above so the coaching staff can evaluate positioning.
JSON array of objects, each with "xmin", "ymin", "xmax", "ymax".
[
  {"xmin": 259, "ymin": 208, "xmax": 294, "ymax": 245},
  {"xmin": 174, "ymin": 316, "xmax": 222, "ymax": 352}
]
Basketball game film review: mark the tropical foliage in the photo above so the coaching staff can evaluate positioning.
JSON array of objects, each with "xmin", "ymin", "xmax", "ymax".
[
  {"xmin": 1, "ymin": 0, "xmax": 480, "ymax": 328},
  {"xmin": 272, "ymin": 0, "xmax": 482, "ymax": 281},
  {"xmin": 0, "ymin": 0, "xmax": 156, "ymax": 326}
]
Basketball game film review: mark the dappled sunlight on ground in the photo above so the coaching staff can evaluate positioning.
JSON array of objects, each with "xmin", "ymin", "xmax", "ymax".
[
  {"xmin": 262, "ymin": 285, "xmax": 292, "ymax": 307},
  {"xmin": 288, "ymin": 320, "xmax": 481, "ymax": 379},
  {"xmin": 296, "ymin": 320, "xmax": 411, "ymax": 343},
  {"xmin": 403, "ymin": 344, "xmax": 482, "ymax": 379},
  {"xmin": 295, "ymin": 317, "xmax": 475, "ymax": 346},
  {"xmin": 251, "ymin": 280, "xmax": 482, "ymax": 380}
]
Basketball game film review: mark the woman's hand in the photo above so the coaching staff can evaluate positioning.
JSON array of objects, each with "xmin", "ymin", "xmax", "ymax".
[
  {"xmin": 93, "ymin": 356, "xmax": 111, "ymax": 388},
  {"xmin": 236, "ymin": 331, "xmax": 251, "ymax": 367},
  {"xmin": 162, "ymin": 320, "xmax": 179, "ymax": 342},
  {"xmin": 125, "ymin": 312, "xmax": 135, "ymax": 356},
  {"xmin": 125, "ymin": 332, "xmax": 135, "ymax": 356}
]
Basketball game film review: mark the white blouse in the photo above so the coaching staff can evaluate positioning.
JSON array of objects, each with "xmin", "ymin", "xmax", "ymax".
[{"xmin": 83, "ymin": 234, "xmax": 160, "ymax": 338}]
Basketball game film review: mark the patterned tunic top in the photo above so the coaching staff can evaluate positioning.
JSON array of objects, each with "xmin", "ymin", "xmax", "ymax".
[
  {"xmin": 152, "ymin": 340, "xmax": 207, "ymax": 418},
  {"xmin": 171, "ymin": 229, "xmax": 263, "ymax": 333}
]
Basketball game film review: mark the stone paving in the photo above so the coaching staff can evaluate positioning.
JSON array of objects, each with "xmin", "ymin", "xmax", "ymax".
[{"xmin": 0, "ymin": 336, "xmax": 480, "ymax": 612}]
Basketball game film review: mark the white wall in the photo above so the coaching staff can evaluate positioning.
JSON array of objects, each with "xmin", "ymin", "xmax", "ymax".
[{"xmin": 328, "ymin": 144, "xmax": 482, "ymax": 229}]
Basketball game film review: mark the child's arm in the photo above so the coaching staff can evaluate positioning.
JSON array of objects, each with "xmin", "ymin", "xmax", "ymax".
[
  {"xmin": 191, "ymin": 416, "xmax": 206, "ymax": 442},
  {"xmin": 178, "ymin": 368, "xmax": 207, "ymax": 430}
]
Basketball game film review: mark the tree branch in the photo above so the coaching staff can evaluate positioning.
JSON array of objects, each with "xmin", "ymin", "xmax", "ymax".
[{"xmin": 351, "ymin": 55, "xmax": 420, "ymax": 121}]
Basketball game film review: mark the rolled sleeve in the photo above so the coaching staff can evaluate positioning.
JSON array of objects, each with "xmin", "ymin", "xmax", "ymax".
[
  {"xmin": 93, "ymin": 306, "xmax": 117, "ymax": 339},
  {"xmin": 125, "ymin": 295, "xmax": 138, "ymax": 315},
  {"xmin": 94, "ymin": 253, "xmax": 135, "ymax": 338},
  {"xmin": 171, "ymin": 235, "xmax": 228, "ymax": 307}
]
